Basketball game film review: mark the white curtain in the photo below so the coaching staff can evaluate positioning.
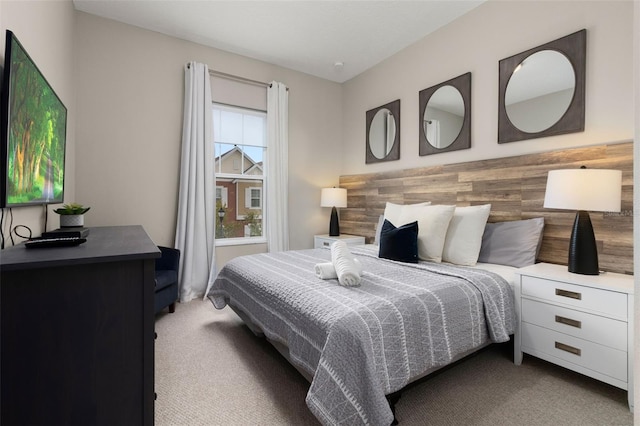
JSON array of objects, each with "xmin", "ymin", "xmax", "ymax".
[
  {"xmin": 175, "ymin": 62, "xmax": 216, "ymax": 302},
  {"xmin": 266, "ymin": 82, "xmax": 289, "ymax": 252}
]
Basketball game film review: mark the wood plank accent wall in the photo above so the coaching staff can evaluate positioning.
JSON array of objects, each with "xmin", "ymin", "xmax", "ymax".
[{"xmin": 339, "ymin": 142, "xmax": 633, "ymax": 275}]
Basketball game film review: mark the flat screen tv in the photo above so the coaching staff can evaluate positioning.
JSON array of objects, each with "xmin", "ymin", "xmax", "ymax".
[{"xmin": 0, "ymin": 30, "xmax": 67, "ymax": 208}]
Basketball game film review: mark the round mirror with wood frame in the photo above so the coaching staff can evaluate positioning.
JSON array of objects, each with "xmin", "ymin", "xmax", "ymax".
[
  {"xmin": 498, "ymin": 29, "xmax": 586, "ymax": 143},
  {"xmin": 419, "ymin": 72, "xmax": 471, "ymax": 156},
  {"xmin": 366, "ymin": 99, "xmax": 400, "ymax": 164}
]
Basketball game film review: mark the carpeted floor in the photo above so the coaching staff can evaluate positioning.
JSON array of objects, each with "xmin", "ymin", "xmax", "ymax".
[{"xmin": 155, "ymin": 300, "xmax": 633, "ymax": 426}]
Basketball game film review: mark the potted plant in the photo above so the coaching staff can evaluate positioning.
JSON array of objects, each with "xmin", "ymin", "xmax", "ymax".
[{"xmin": 54, "ymin": 203, "xmax": 91, "ymax": 228}]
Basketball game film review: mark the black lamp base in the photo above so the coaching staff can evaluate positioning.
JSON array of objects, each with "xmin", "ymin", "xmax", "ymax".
[
  {"xmin": 568, "ymin": 210, "xmax": 599, "ymax": 275},
  {"xmin": 329, "ymin": 206, "xmax": 340, "ymax": 236}
]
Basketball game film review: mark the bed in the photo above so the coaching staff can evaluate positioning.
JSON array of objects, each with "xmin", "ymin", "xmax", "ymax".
[
  {"xmin": 207, "ymin": 143, "xmax": 632, "ymax": 425},
  {"xmin": 208, "ymin": 243, "xmax": 516, "ymax": 426}
]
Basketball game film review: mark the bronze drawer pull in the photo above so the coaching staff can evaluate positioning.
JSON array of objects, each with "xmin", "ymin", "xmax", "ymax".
[
  {"xmin": 555, "ymin": 288, "xmax": 582, "ymax": 300},
  {"xmin": 323, "ymin": 241, "xmax": 330, "ymax": 247},
  {"xmin": 555, "ymin": 315, "xmax": 582, "ymax": 329},
  {"xmin": 555, "ymin": 342, "xmax": 581, "ymax": 356}
]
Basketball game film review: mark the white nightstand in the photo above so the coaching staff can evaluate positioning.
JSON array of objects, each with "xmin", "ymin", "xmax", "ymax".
[
  {"xmin": 314, "ymin": 234, "xmax": 365, "ymax": 249},
  {"xmin": 514, "ymin": 263, "xmax": 634, "ymax": 410}
]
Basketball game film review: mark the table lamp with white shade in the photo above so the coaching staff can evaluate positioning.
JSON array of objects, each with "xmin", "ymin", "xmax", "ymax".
[
  {"xmin": 543, "ymin": 167, "xmax": 622, "ymax": 275},
  {"xmin": 321, "ymin": 187, "xmax": 347, "ymax": 237}
]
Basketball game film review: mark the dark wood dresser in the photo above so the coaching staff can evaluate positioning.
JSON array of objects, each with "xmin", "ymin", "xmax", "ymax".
[{"xmin": 0, "ymin": 225, "xmax": 159, "ymax": 425}]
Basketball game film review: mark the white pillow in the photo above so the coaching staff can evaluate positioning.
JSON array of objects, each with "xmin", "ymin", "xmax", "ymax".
[
  {"xmin": 442, "ymin": 204, "xmax": 491, "ymax": 266},
  {"xmin": 374, "ymin": 214, "xmax": 385, "ymax": 245},
  {"xmin": 397, "ymin": 204, "xmax": 455, "ymax": 263},
  {"xmin": 383, "ymin": 201, "xmax": 430, "ymax": 227}
]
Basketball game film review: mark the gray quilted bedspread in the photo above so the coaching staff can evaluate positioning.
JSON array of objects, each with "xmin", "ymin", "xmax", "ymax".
[{"xmin": 207, "ymin": 245, "xmax": 515, "ymax": 426}]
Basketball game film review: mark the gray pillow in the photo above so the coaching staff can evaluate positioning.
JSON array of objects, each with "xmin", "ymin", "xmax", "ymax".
[{"xmin": 477, "ymin": 218, "xmax": 544, "ymax": 268}]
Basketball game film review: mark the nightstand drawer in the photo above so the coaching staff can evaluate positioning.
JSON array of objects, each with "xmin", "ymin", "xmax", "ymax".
[
  {"xmin": 522, "ymin": 322, "xmax": 627, "ymax": 382},
  {"xmin": 316, "ymin": 238, "xmax": 334, "ymax": 248},
  {"xmin": 314, "ymin": 234, "xmax": 365, "ymax": 249},
  {"xmin": 521, "ymin": 276, "xmax": 627, "ymax": 318},
  {"xmin": 521, "ymin": 299, "xmax": 627, "ymax": 351}
]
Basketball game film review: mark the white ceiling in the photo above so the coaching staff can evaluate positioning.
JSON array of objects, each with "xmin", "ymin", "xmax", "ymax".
[{"xmin": 72, "ymin": 0, "xmax": 485, "ymax": 83}]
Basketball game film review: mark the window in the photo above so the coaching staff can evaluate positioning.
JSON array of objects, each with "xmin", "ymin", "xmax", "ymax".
[
  {"xmin": 216, "ymin": 186, "xmax": 228, "ymax": 207},
  {"xmin": 246, "ymin": 187, "xmax": 262, "ymax": 209},
  {"xmin": 213, "ymin": 104, "xmax": 266, "ymax": 244}
]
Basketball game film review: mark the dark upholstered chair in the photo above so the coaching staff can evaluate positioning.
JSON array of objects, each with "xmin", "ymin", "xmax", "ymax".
[{"xmin": 155, "ymin": 246, "xmax": 180, "ymax": 314}]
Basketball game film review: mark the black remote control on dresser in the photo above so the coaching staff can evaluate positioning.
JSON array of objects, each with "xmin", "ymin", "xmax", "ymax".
[{"xmin": 24, "ymin": 237, "xmax": 87, "ymax": 248}]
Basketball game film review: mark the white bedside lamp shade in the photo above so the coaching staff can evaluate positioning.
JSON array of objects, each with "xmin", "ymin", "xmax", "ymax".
[
  {"xmin": 543, "ymin": 168, "xmax": 621, "ymax": 275},
  {"xmin": 544, "ymin": 169, "xmax": 622, "ymax": 213},
  {"xmin": 321, "ymin": 188, "xmax": 347, "ymax": 209},
  {"xmin": 321, "ymin": 188, "xmax": 347, "ymax": 236}
]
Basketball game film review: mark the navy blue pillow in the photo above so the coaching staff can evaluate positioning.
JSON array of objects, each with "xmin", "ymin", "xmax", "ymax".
[{"xmin": 378, "ymin": 219, "xmax": 419, "ymax": 263}]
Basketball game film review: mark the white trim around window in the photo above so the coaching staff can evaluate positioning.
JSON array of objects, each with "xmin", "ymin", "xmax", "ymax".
[
  {"xmin": 245, "ymin": 186, "xmax": 262, "ymax": 209},
  {"xmin": 215, "ymin": 236, "xmax": 267, "ymax": 246}
]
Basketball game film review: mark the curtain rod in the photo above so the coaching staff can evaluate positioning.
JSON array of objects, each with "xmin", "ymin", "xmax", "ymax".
[
  {"xmin": 186, "ymin": 63, "xmax": 269, "ymax": 87},
  {"xmin": 209, "ymin": 68, "xmax": 270, "ymax": 88},
  {"xmin": 186, "ymin": 63, "xmax": 289, "ymax": 91}
]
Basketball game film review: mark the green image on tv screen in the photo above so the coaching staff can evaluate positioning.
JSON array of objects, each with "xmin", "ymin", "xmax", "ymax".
[{"xmin": 6, "ymin": 34, "xmax": 66, "ymax": 206}]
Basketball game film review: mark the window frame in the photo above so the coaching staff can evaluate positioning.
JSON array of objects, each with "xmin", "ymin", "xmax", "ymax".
[
  {"xmin": 213, "ymin": 103, "xmax": 267, "ymax": 246},
  {"xmin": 246, "ymin": 186, "xmax": 262, "ymax": 210}
]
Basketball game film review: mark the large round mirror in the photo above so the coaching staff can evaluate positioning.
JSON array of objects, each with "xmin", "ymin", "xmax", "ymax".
[
  {"xmin": 368, "ymin": 108, "xmax": 396, "ymax": 159},
  {"xmin": 505, "ymin": 50, "xmax": 575, "ymax": 133},
  {"xmin": 423, "ymin": 85, "xmax": 464, "ymax": 149},
  {"xmin": 498, "ymin": 30, "xmax": 585, "ymax": 143}
]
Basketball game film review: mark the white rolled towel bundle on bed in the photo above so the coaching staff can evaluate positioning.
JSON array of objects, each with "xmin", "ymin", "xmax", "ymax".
[
  {"xmin": 330, "ymin": 240, "xmax": 362, "ymax": 287},
  {"xmin": 314, "ymin": 258, "xmax": 363, "ymax": 280},
  {"xmin": 315, "ymin": 262, "xmax": 337, "ymax": 279}
]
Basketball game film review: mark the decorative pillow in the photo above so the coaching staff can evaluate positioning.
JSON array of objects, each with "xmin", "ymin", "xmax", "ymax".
[
  {"xmin": 378, "ymin": 220, "xmax": 419, "ymax": 263},
  {"xmin": 477, "ymin": 217, "xmax": 545, "ymax": 268},
  {"xmin": 397, "ymin": 204, "xmax": 455, "ymax": 263},
  {"xmin": 374, "ymin": 214, "xmax": 385, "ymax": 245},
  {"xmin": 442, "ymin": 204, "xmax": 491, "ymax": 266},
  {"xmin": 383, "ymin": 201, "xmax": 430, "ymax": 229}
]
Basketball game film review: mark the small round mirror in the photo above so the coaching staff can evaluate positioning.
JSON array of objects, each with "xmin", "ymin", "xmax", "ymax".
[
  {"xmin": 423, "ymin": 85, "xmax": 465, "ymax": 149},
  {"xmin": 368, "ymin": 108, "xmax": 396, "ymax": 159},
  {"xmin": 505, "ymin": 50, "xmax": 575, "ymax": 133}
]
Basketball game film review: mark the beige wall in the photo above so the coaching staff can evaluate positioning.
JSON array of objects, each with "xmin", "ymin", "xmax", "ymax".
[
  {"xmin": 341, "ymin": 0, "xmax": 634, "ymax": 176},
  {"xmin": 74, "ymin": 12, "xmax": 343, "ymax": 258},
  {"xmin": 0, "ymin": 0, "xmax": 76, "ymax": 239}
]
